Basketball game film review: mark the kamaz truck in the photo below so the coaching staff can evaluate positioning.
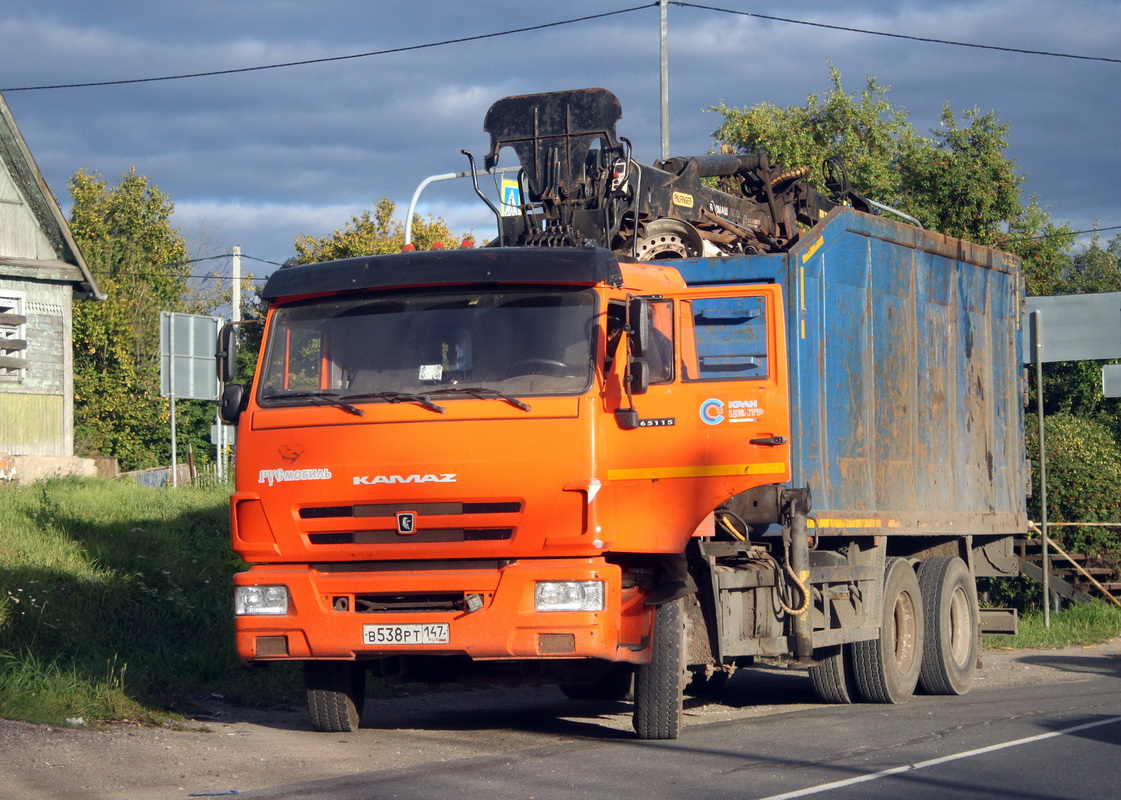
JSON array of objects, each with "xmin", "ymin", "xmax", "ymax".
[{"xmin": 218, "ymin": 89, "xmax": 1026, "ymax": 739}]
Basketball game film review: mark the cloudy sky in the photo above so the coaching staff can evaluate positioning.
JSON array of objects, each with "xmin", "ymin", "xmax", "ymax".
[{"xmin": 3, "ymin": 0, "xmax": 1118, "ymax": 287}]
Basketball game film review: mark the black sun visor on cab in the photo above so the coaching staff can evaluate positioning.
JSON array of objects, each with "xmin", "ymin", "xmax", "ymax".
[{"xmin": 262, "ymin": 247, "xmax": 624, "ymax": 301}]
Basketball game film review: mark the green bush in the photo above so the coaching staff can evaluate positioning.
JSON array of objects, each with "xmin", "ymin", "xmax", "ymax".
[{"xmin": 1026, "ymin": 412, "xmax": 1121, "ymax": 570}]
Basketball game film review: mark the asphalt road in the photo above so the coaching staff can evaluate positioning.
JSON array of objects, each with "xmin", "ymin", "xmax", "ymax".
[
  {"xmin": 5, "ymin": 641, "xmax": 1119, "ymax": 799},
  {"xmin": 234, "ymin": 646, "xmax": 1121, "ymax": 800}
]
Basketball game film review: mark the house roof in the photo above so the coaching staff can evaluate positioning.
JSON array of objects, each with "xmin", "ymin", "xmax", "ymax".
[{"xmin": 0, "ymin": 92, "xmax": 103, "ymax": 301}]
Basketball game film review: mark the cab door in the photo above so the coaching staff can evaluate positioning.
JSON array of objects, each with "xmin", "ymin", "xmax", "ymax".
[{"xmin": 601, "ymin": 284, "xmax": 791, "ymax": 553}]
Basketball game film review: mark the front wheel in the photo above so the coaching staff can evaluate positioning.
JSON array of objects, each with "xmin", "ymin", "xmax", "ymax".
[
  {"xmin": 917, "ymin": 555, "xmax": 979, "ymax": 695},
  {"xmin": 633, "ymin": 598, "xmax": 688, "ymax": 739},
  {"xmin": 305, "ymin": 661, "xmax": 366, "ymax": 732},
  {"xmin": 852, "ymin": 558, "xmax": 924, "ymax": 703}
]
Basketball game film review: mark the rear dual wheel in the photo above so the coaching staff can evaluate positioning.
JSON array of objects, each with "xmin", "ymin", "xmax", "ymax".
[
  {"xmin": 917, "ymin": 555, "xmax": 979, "ymax": 695},
  {"xmin": 808, "ymin": 644, "xmax": 858, "ymax": 704},
  {"xmin": 812, "ymin": 556, "xmax": 978, "ymax": 705},
  {"xmin": 852, "ymin": 558, "xmax": 924, "ymax": 703}
]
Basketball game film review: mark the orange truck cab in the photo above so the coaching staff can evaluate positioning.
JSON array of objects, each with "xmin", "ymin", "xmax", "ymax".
[{"xmin": 224, "ymin": 245, "xmax": 796, "ymax": 734}]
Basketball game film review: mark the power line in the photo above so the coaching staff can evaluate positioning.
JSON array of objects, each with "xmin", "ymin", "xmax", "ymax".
[
  {"xmin": 674, "ymin": 2, "xmax": 1121, "ymax": 65},
  {"xmin": 91, "ymin": 252, "xmax": 279, "ymax": 282},
  {"xmin": 0, "ymin": 5, "xmax": 656, "ymax": 92},
  {"xmin": 993, "ymin": 224, "xmax": 1121, "ymax": 246},
  {"xmin": 5, "ymin": 2, "xmax": 1116, "ymax": 94}
]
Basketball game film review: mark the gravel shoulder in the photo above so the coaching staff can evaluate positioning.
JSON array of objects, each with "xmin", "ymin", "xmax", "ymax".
[{"xmin": 4, "ymin": 638, "xmax": 1120, "ymax": 800}]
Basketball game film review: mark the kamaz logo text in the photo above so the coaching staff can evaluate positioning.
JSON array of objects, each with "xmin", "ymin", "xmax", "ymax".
[{"xmin": 353, "ymin": 473, "xmax": 457, "ymax": 485}]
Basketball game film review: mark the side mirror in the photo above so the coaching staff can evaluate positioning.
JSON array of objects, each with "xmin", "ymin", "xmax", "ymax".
[
  {"xmin": 218, "ymin": 383, "xmax": 245, "ymax": 425},
  {"xmin": 627, "ymin": 358, "xmax": 650, "ymax": 396},
  {"xmin": 628, "ymin": 297, "xmax": 650, "ymax": 358},
  {"xmin": 216, "ymin": 323, "xmax": 239, "ymax": 384}
]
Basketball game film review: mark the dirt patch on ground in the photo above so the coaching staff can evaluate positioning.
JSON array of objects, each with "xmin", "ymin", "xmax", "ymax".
[{"xmin": 4, "ymin": 638, "xmax": 1120, "ymax": 800}]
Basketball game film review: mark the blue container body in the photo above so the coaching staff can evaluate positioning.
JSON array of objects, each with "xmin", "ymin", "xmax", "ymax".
[{"xmin": 672, "ymin": 208, "xmax": 1027, "ymax": 536}]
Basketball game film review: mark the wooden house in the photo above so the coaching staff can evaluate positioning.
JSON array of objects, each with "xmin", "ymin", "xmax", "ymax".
[{"xmin": 0, "ymin": 92, "xmax": 103, "ymax": 481}]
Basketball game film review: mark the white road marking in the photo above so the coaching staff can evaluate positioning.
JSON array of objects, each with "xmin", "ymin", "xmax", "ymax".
[{"xmin": 756, "ymin": 714, "xmax": 1121, "ymax": 800}]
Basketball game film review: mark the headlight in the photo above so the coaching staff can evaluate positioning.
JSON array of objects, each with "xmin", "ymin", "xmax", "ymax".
[
  {"xmin": 235, "ymin": 585, "xmax": 290, "ymax": 615},
  {"xmin": 534, "ymin": 580, "xmax": 605, "ymax": 612}
]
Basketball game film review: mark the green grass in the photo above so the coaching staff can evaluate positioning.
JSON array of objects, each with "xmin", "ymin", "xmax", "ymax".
[
  {"xmin": 0, "ymin": 477, "xmax": 299, "ymax": 726},
  {"xmin": 3, "ymin": 477, "xmax": 1120, "ymax": 727},
  {"xmin": 984, "ymin": 601, "xmax": 1121, "ymax": 649}
]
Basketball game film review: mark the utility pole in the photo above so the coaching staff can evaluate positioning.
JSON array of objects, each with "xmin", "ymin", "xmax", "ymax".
[
  {"xmin": 232, "ymin": 245, "xmax": 242, "ymax": 323},
  {"xmin": 660, "ymin": 0, "xmax": 670, "ymax": 161},
  {"xmin": 218, "ymin": 245, "xmax": 243, "ymax": 483}
]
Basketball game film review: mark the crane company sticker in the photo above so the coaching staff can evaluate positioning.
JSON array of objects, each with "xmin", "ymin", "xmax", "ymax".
[
  {"xmin": 699, "ymin": 398, "xmax": 765, "ymax": 426},
  {"xmin": 699, "ymin": 398, "xmax": 725, "ymax": 425},
  {"xmin": 258, "ymin": 467, "xmax": 332, "ymax": 486},
  {"xmin": 353, "ymin": 473, "xmax": 457, "ymax": 485}
]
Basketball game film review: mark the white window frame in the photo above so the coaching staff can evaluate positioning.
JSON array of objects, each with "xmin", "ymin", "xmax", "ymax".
[{"xmin": 0, "ymin": 292, "xmax": 28, "ymax": 382}]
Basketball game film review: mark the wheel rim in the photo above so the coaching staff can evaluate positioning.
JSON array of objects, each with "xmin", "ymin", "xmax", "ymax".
[
  {"xmin": 892, "ymin": 590, "xmax": 918, "ymax": 673},
  {"xmin": 947, "ymin": 585, "xmax": 972, "ymax": 666},
  {"xmin": 635, "ymin": 232, "xmax": 692, "ymax": 260}
]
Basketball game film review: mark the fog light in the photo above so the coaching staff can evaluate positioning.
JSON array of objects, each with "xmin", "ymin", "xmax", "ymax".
[
  {"xmin": 255, "ymin": 635, "xmax": 289, "ymax": 656},
  {"xmin": 534, "ymin": 581, "xmax": 604, "ymax": 612},
  {"xmin": 235, "ymin": 585, "xmax": 289, "ymax": 615}
]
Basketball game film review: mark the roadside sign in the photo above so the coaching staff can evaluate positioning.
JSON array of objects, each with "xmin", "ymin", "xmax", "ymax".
[
  {"xmin": 501, "ymin": 179, "xmax": 521, "ymax": 217},
  {"xmin": 160, "ymin": 312, "xmax": 221, "ymax": 400},
  {"xmin": 1023, "ymin": 293, "xmax": 1121, "ymax": 363},
  {"xmin": 211, "ymin": 423, "xmax": 236, "ymax": 445},
  {"xmin": 1105, "ymin": 364, "xmax": 1121, "ymax": 398}
]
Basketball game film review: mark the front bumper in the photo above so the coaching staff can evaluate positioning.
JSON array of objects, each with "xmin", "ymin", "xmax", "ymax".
[{"xmin": 234, "ymin": 558, "xmax": 653, "ymax": 665}]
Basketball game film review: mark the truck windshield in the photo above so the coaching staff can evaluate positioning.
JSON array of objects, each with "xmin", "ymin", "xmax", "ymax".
[{"xmin": 258, "ymin": 286, "xmax": 597, "ymax": 406}]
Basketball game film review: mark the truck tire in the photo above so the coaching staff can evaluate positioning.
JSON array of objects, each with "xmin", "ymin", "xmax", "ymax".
[
  {"xmin": 304, "ymin": 661, "xmax": 366, "ymax": 732},
  {"xmin": 917, "ymin": 555, "xmax": 979, "ymax": 695},
  {"xmin": 808, "ymin": 644, "xmax": 857, "ymax": 704},
  {"xmin": 633, "ymin": 598, "xmax": 688, "ymax": 739},
  {"xmin": 560, "ymin": 664, "xmax": 634, "ymax": 701},
  {"xmin": 852, "ymin": 558, "xmax": 924, "ymax": 703}
]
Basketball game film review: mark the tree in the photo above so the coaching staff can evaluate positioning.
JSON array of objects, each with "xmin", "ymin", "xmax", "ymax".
[
  {"xmin": 712, "ymin": 65, "xmax": 909, "ymax": 209},
  {"xmin": 294, "ymin": 198, "xmax": 469, "ymax": 264},
  {"xmin": 710, "ymin": 64, "xmax": 1073, "ymax": 294},
  {"xmin": 69, "ymin": 168, "xmax": 205, "ymax": 471}
]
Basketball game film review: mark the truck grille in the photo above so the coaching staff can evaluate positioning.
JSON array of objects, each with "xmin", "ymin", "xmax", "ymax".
[
  {"xmin": 301, "ymin": 502, "xmax": 521, "ymax": 518},
  {"xmin": 308, "ymin": 529, "xmax": 513, "ymax": 544},
  {"xmin": 301, "ymin": 500, "xmax": 522, "ymax": 545},
  {"xmin": 350, "ymin": 593, "xmax": 464, "ymax": 613}
]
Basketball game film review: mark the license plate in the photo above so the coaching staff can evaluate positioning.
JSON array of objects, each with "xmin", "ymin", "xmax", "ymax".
[{"xmin": 362, "ymin": 623, "xmax": 449, "ymax": 646}]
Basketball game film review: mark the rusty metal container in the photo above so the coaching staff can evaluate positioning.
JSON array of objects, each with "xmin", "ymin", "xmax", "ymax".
[{"xmin": 672, "ymin": 207, "xmax": 1027, "ymax": 536}]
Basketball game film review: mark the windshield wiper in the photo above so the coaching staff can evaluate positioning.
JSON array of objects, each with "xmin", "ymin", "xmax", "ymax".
[
  {"xmin": 263, "ymin": 389, "xmax": 364, "ymax": 417},
  {"xmin": 426, "ymin": 387, "xmax": 532, "ymax": 412},
  {"xmin": 340, "ymin": 390, "xmax": 446, "ymax": 414}
]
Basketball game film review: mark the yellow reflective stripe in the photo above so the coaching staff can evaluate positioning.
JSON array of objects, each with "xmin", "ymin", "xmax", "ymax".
[
  {"xmin": 801, "ymin": 236, "xmax": 824, "ymax": 263},
  {"xmin": 808, "ymin": 518, "xmax": 902, "ymax": 528},
  {"xmin": 608, "ymin": 463, "xmax": 787, "ymax": 481}
]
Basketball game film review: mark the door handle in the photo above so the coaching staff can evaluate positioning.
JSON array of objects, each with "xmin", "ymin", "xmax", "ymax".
[{"xmin": 749, "ymin": 436, "xmax": 787, "ymax": 446}]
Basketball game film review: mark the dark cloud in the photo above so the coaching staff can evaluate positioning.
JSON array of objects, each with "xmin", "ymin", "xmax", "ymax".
[{"xmin": 3, "ymin": 0, "xmax": 1118, "ymax": 268}]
